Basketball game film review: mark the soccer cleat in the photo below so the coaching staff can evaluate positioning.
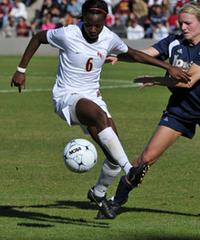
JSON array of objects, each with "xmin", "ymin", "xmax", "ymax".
[
  {"xmin": 96, "ymin": 197, "xmax": 125, "ymax": 219},
  {"xmin": 87, "ymin": 187, "xmax": 101, "ymax": 203},
  {"xmin": 87, "ymin": 187, "xmax": 116, "ymax": 219},
  {"xmin": 96, "ymin": 198, "xmax": 116, "ymax": 219},
  {"xmin": 96, "ymin": 199, "xmax": 119, "ymax": 219},
  {"xmin": 87, "ymin": 187, "xmax": 95, "ymax": 203}
]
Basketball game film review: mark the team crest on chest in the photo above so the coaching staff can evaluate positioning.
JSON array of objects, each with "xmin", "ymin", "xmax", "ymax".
[{"xmin": 97, "ymin": 51, "xmax": 103, "ymax": 59}]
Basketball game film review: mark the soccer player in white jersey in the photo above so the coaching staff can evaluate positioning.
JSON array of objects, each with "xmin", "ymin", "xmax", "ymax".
[{"xmin": 11, "ymin": 0, "xmax": 189, "ymax": 219}]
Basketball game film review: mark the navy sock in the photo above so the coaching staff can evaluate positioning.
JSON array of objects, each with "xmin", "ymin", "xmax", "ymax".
[{"xmin": 114, "ymin": 176, "xmax": 132, "ymax": 205}]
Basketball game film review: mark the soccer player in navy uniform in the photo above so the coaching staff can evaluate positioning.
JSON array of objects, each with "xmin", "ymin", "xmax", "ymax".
[{"xmin": 104, "ymin": 3, "xmax": 200, "ymax": 219}]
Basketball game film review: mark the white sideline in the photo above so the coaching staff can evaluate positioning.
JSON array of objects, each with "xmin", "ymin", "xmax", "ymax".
[{"xmin": 0, "ymin": 83, "xmax": 142, "ymax": 93}]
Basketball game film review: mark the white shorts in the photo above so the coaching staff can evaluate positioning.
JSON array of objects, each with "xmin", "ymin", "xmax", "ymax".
[{"xmin": 52, "ymin": 91, "xmax": 112, "ymax": 132}]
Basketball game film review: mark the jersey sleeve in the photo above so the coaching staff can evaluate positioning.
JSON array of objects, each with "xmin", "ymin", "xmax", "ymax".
[
  {"xmin": 108, "ymin": 32, "xmax": 128, "ymax": 55},
  {"xmin": 47, "ymin": 27, "xmax": 66, "ymax": 51},
  {"xmin": 152, "ymin": 34, "xmax": 175, "ymax": 59}
]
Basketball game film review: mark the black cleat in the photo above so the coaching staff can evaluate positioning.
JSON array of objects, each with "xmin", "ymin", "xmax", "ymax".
[
  {"xmin": 110, "ymin": 199, "xmax": 122, "ymax": 214},
  {"xmin": 87, "ymin": 187, "xmax": 104, "ymax": 204},
  {"xmin": 96, "ymin": 196, "xmax": 128, "ymax": 219},
  {"xmin": 87, "ymin": 187, "xmax": 95, "ymax": 203},
  {"xmin": 87, "ymin": 187, "xmax": 116, "ymax": 219},
  {"xmin": 96, "ymin": 198, "xmax": 116, "ymax": 219}
]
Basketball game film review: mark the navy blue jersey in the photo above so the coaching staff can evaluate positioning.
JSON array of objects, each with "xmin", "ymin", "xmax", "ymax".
[{"xmin": 153, "ymin": 34, "xmax": 200, "ymax": 123}]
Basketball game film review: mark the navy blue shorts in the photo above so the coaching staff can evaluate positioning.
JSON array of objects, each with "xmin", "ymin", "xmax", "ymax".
[{"xmin": 159, "ymin": 111, "xmax": 196, "ymax": 139}]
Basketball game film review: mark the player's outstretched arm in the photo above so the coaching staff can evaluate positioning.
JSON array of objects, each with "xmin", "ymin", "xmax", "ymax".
[
  {"xmin": 11, "ymin": 30, "xmax": 48, "ymax": 92},
  {"xmin": 118, "ymin": 47, "xmax": 190, "ymax": 83}
]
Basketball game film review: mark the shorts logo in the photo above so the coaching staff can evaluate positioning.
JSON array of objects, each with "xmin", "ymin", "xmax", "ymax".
[{"xmin": 163, "ymin": 116, "xmax": 168, "ymax": 121}]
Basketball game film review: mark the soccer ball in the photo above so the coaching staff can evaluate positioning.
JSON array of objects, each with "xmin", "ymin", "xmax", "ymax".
[{"xmin": 63, "ymin": 138, "xmax": 97, "ymax": 173}]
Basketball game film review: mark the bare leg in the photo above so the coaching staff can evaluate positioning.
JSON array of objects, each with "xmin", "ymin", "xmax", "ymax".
[
  {"xmin": 113, "ymin": 125, "xmax": 182, "ymax": 208},
  {"xmin": 135, "ymin": 125, "xmax": 182, "ymax": 166},
  {"xmin": 76, "ymin": 98, "xmax": 132, "ymax": 173}
]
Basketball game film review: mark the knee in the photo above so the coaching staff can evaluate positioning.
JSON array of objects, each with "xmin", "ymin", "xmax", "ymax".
[{"xmin": 95, "ymin": 110, "xmax": 109, "ymax": 130}]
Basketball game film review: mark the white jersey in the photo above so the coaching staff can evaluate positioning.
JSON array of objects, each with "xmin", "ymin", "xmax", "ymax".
[{"xmin": 47, "ymin": 22, "xmax": 128, "ymax": 98}]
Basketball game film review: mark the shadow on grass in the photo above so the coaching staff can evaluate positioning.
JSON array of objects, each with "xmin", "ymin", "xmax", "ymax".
[
  {"xmin": 18, "ymin": 200, "xmax": 200, "ymax": 217},
  {"xmin": 0, "ymin": 204, "xmax": 109, "ymax": 229},
  {"xmin": 28, "ymin": 200, "xmax": 200, "ymax": 218},
  {"xmin": 118, "ymin": 205, "xmax": 200, "ymax": 218},
  {"xmin": 0, "ymin": 200, "xmax": 199, "ymax": 231}
]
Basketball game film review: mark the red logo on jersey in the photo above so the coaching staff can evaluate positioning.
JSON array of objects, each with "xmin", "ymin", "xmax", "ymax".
[{"xmin": 97, "ymin": 51, "xmax": 103, "ymax": 59}]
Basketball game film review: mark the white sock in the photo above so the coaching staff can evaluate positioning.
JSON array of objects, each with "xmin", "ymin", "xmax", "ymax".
[
  {"xmin": 93, "ymin": 159, "xmax": 121, "ymax": 198},
  {"xmin": 98, "ymin": 127, "xmax": 132, "ymax": 174}
]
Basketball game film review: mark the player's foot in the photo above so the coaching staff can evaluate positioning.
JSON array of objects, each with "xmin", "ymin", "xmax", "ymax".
[
  {"xmin": 97, "ymin": 198, "xmax": 116, "ymax": 219},
  {"xmin": 96, "ymin": 198, "xmax": 124, "ymax": 219},
  {"xmin": 87, "ymin": 187, "xmax": 116, "ymax": 219},
  {"xmin": 87, "ymin": 187, "xmax": 96, "ymax": 203}
]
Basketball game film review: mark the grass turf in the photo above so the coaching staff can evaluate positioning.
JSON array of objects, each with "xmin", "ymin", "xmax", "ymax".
[{"xmin": 0, "ymin": 56, "xmax": 200, "ymax": 240}]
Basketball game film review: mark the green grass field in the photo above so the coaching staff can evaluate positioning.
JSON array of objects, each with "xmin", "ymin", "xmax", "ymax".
[{"xmin": 0, "ymin": 56, "xmax": 200, "ymax": 240}]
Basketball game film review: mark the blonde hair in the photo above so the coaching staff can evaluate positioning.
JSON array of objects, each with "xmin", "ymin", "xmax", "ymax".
[{"xmin": 179, "ymin": 3, "xmax": 200, "ymax": 21}]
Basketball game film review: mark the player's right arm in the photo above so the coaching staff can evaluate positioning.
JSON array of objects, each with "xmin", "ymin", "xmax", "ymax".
[
  {"xmin": 139, "ymin": 47, "xmax": 160, "ymax": 58},
  {"xmin": 11, "ymin": 30, "xmax": 48, "ymax": 92},
  {"xmin": 117, "ymin": 46, "xmax": 190, "ymax": 83}
]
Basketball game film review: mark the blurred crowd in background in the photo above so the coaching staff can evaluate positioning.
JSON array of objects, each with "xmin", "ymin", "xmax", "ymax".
[{"xmin": 0, "ymin": 0, "xmax": 200, "ymax": 39}]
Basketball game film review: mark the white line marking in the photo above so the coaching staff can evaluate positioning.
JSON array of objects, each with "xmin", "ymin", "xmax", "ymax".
[{"xmin": 0, "ymin": 83, "xmax": 141, "ymax": 93}]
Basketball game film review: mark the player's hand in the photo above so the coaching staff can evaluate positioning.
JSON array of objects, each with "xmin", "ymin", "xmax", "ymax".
[
  {"xmin": 105, "ymin": 55, "xmax": 118, "ymax": 65},
  {"xmin": 11, "ymin": 71, "xmax": 26, "ymax": 93},
  {"xmin": 168, "ymin": 66, "xmax": 191, "ymax": 82}
]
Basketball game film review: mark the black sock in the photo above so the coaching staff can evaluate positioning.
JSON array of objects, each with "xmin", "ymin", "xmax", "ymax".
[{"xmin": 114, "ymin": 176, "xmax": 132, "ymax": 205}]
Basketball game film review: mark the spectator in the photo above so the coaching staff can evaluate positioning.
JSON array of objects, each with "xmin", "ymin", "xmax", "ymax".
[
  {"xmin": 110, "ymin": 14, "xmax": 127, "ymax": 38},
  {"xmin": 145, "ymin": 4, "xmax": 168, "ymax": 38},
  {"xmin": 169, "ymin": 0, "xmax": 178, "ymax": 14},
  {"xmin": 176, "ymin": 0, "xmax": 190, "ymax": 9},
  {"xmin": 0, "ymin": 0, "xmax": 13, "ymax": 29},
  {"xmin": 50, "ymin": 4, "xmax": 61, "ymax": 24},
  {"xmin": 146, "ymin": 0, "xmax": 169, "ymax": 15},
  {"xmin": 66, "ymin": 0, "xmax": 82, "ymax": 17},
  {"xmin": 39, "ymin": 0, "xmax": 54, "ymax": 18},
  {"xmin": 23, "ymin": 0, "xmax": 36, "ymax": 7},
  {"xmin": 16, "ymin": 16, "xmax": 30, "ymax": 36},
  {"xmin": 152, "ymin": 22, "xmax": 168, "ymax": 40},
  {"xmin": 1, "ymin": 15, "xmax": 16, "ymax": 37},
  {"xmin": 59, "ymin": 12, "xmax": 76, "ymax": 26},
  {"xmin": 146, "ymin": 0, "xmax": 165, "ymax": 7},
  {"xmin": 10, "ymin": 0, "xmax": 28, "ymax": 21},
  {"xmin": 150, "ymin": 4, "xmax": 167, "ymax": 25},
  {"xmin": 41, "ymin": 13, "xmax": 56, "ymax": 30},
  {"xmin": 168, "ymin": 5, "xmax": 179, "ymax": 33},
  {"xmin": 126, "ymin": 14, "xmax": 144, "ymax": 40},
  {"xmin": 131, "ymin": 0, "xmax": 148, "ymax": 20},
  {"xmin": 114, "ymin": 0, "xmax": 130, "ymax": 26},
  {"xmin": 59, "ymin": 0, "xmax": 69, "ymax": 17}
]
